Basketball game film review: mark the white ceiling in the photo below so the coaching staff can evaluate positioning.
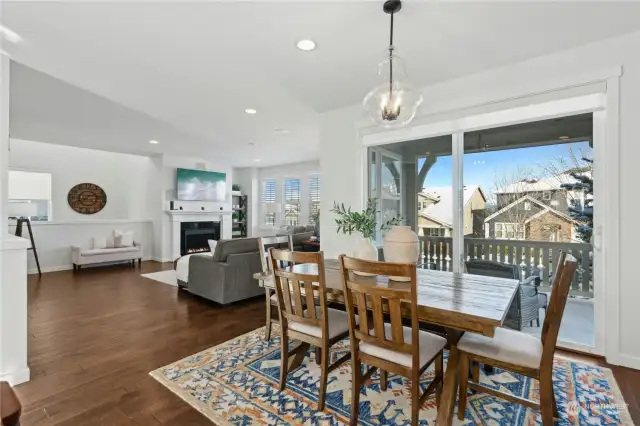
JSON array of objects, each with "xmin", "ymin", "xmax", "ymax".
[{"xmin": 4, "ymin": 1, "xmax": 640, "ymax": 167}]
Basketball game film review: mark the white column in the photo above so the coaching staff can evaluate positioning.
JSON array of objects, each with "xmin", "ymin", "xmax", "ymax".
[{"xmin": 0, "ymin": 9, "xmax": 31, "ymax": 384}]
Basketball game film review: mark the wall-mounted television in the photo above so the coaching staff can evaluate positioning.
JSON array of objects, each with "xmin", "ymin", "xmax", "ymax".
[{"xmin": 176, "ymin": 168, "xmax": 226, "ymax": 201}]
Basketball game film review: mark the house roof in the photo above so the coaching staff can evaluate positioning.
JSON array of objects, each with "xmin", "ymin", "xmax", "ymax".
[
  {"xmin": 484, "ymin": 194, "xmax": 579, "ymax": 224},
  {"xmin": 495, "ymin": 171, "xmax": 591, "ymax": 194},
  {"xmin": 419, "ymin": 185, "xmax": 484, "ymax": 229}
]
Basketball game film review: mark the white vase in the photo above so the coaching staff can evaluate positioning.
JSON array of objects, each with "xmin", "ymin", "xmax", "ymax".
[
  {"xmin": 353, "ymin": 236, "xmax": 378, "ymax": 276},
  {"xmin": 383, "ymin": 226, "xmax": 420, "ymax": 281}
]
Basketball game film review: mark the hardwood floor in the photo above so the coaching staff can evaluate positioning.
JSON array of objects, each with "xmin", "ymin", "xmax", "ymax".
[
  {"xmin": 13, "ymin": 261, "xmax": 640, "ymax": 425},
  {"xmin": 16, "ymin": 262, "xmax": 264, "ymax": 425}
]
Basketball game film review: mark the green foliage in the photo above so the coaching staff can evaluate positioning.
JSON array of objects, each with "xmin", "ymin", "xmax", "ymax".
[
  {"xmin": 330, "ymin": 198, "xmax": 403, "ymax": 239},
  {"xmin": 232, "ymin": 184, "xmax": 241, "ymax": 191}
]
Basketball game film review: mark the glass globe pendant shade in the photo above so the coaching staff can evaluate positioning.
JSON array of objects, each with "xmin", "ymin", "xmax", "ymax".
[{"xmin": 363, "ymin": 53, "xmax": 423, "ymax": 127}]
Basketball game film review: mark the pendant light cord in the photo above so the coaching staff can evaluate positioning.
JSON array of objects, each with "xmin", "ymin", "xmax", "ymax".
[{"xmin": 388, "ymin": 12, "xmax": 394, "ymax": 95}]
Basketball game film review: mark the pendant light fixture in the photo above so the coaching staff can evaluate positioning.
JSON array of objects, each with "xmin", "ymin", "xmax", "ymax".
[{"xmin": 363, "ymin": 0, "xmax": 422, "ymax": 127}]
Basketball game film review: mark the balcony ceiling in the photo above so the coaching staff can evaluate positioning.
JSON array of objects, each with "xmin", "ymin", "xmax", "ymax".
[{"xmin": 3, "ymin": 2, "xmax": 639, "ymax": 166}]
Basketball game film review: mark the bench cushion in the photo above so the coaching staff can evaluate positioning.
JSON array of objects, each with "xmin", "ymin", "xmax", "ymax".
[{"xmin": 81, "ymin": 247, "xmax": 139, "ymax": 257}]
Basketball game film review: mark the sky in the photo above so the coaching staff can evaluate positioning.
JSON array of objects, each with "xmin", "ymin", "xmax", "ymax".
[{"xmin": 417, "ymin": 141, "xmax": 592, "ymax": 202}]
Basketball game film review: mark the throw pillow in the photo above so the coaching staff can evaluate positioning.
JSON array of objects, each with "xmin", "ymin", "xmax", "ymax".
[
  {"xmin": 106, "ymin": 236, "xmax": 115, "ymax": 248},
  {"xmin": 208, "ymin": 239, "xmax": 218, "ymax": 253},
  {"xmin": 114, "ymin": 230, "xmax": 134, "ymax": 247},
  {"xmin": 93, "ymin": 237, "xmax": 107, "ymax": 249}
]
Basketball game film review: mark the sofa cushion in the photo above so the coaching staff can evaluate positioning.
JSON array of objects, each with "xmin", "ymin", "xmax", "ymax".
[
  {"xmin": 81, "ymin": 247, "xmax": 139, "ymax": 257},
  {"xmin": 212, "ymin": 238, "xmax": 260, "ymax": 262}
]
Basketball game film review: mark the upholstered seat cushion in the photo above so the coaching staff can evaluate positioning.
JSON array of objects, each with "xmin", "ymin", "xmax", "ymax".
[
  {"xmin": 359, "ymin": 324, "xmax": 447, "ymax": 368},
  {"xmin": 457, "ymin": 327, "xmax": 543, "ymax": 369},
  {"xmin": 80, "ymin": 247, "xmax": 139, "ymax": 257},
  {"xmin": 288, "ymin": 307, "xmax": 350, "ymax": 339}
]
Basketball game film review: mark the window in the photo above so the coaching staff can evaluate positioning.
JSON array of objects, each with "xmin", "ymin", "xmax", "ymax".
[
  {"xmin": 308, "ymin": 174, "xmax": 320, "ymax": 226},
  {"xmin": 8, "ymin": 170, "xmax": 52, "ymax": 221},
  {"xmin": 542, "ymin": 191, "xmax": 552, "ymax": 200},
  {"xmin": 495, "ymin": 222, "xmax": 525, "ymax": 240},
  {"xmin": 426, "ymin": 227, "xmax": 446, "ymax": 237},
  {"xmin": 261, "ymin": 179, "xmax": 276, "ymax": 226},
  {"xmin": 524, "ymin": 201, "xmax": 531, "ymax": 211},
  {"xmin": 282, "ymin": 178, "xmax": 301, "ymax": 226}
]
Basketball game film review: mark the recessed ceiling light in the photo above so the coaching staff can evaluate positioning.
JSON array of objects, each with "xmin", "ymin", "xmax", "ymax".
[
  {"xmin": 245, "ymin": 108, "xmax": 257, "ymax": 114},
  {"xmin": 558, "ymin": 136, "xmax": 570, "ymax": 140},
  {"xmin": 248, "ymin": 141, "xmax": 255, "ymax": 146},
  {"xmin": 253, "ymin": 159, "xmax": 261, "ymax": 163},
  {"xmin": 149, "ymin": 140, "xmax": 159, "ymax": 144},
  {"xmin": 296, "ymin": 39, "xmax": 316, "ymax": 51}
]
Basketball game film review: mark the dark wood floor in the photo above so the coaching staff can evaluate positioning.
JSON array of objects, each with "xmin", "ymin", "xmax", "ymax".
[{"xmin": 13, "ymin": 261, "xmax": 640, "ymax": 425}]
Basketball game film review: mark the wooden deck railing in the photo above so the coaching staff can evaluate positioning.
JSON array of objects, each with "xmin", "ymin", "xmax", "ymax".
[{"xmin": 418, "ymin": 236, "xmax": 593, "ymax": 297}]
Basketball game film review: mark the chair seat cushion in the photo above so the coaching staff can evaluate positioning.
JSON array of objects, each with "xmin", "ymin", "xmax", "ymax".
[
  {"xmin": 288, "ymin": 307, "xmax": 350, "ymax": 340},
  {"xmin": 359, "ymin": 324, "xmax": 447, "ymax": 368},
  {"xmin": 81, "ymin": 247, "xmax": 139, "ymax": 257},
  {"xmin": 457, "ymin": 327, "xmax": 543, "ymax": 370}
]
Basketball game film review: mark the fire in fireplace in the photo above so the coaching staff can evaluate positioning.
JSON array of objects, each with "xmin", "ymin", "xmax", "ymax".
[{"xmin": 180, "ymin": 221, "xmax": 220, "ymax": 256}]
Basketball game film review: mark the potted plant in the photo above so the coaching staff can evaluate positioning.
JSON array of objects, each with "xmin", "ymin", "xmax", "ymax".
[
  {"xmin": 231, "ymin": 184, "xmax": 242, "ymax": 196},
  {"xmin": 331, "ymin": 198, "xmax": 403, "ymax": 266}
]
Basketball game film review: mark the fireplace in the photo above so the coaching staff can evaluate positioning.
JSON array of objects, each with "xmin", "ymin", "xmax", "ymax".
[{"xmin": 180, "ymin": 221, "xmax": 220, "ymax": 255}]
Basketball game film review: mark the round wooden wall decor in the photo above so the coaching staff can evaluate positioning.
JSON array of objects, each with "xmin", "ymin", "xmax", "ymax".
[{"xmin": 67, "ymin": 183, "xmax": 107, "ymax": 214}]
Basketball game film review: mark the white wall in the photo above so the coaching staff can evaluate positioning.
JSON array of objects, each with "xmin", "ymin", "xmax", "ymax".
[
  {"xmin": 7, "ymin": 139, "xmax": 154, "ymax": 272},
  {"xmin": 9, "ymin": 139, "xmax": 152, "ymax": 221},
  {"xmin": 320, "ymin": 31, "xmax": 640, "ymax": 369},
  {"xmin": 253, "ymin": 160, "xmax": 320, "ymax": 236}
]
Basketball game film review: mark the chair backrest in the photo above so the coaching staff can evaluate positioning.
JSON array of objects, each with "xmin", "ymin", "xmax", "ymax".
[
  {"xmin": 258, "ymin": 236, "xmax": 290, "ymax": 273},
  {"xmin": 465, "ymin": 259, "xmax": 520, "ymax": 280},
  {"xmin": 269, "ymin": 248, "xmax": 328, "ymax": 334},
  {"xmin": 339, "ymin": 255, "xmax": 419, "ymax": 364},
  {"xmin": 540, "ymin": 251, "xmax": 577, "ymax": 367}
]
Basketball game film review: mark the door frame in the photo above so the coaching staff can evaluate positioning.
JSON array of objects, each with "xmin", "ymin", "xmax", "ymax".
[{"xmin": 358, "ymin": 72, "xmax": 621, "ymax": 358}]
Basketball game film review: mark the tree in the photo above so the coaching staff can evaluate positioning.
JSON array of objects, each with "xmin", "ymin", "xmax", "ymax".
[{"xmin": 561, "ymin": 157, "xmax": 593, "ymax": 243}]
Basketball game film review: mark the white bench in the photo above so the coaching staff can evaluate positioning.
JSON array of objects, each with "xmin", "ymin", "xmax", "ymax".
[{"xmin": 71, "ymin": 242, "xmax": 143, "ymax": 270}]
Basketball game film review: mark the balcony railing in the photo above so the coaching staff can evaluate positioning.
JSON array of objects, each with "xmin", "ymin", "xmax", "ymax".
[{"xmin": 418, "ymin": 236, "xmax": 593, "ymax": 298}]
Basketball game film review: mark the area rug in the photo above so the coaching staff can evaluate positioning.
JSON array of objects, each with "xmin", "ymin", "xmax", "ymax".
[
  {"xmin": 141, "ymin": 270, "xmax": 177, "ymax": 287},
  {"xmin": 150, "ymin": 325, "xmax": 634, "ymax": 425}
]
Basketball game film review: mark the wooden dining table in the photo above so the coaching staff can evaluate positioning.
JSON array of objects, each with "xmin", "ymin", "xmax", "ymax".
[{"xmin": 253, "ymin": 258, "xmax": 520, "ymax": 426}]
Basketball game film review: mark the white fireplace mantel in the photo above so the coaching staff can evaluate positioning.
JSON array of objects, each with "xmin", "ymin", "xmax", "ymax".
[{"xmin": 165, "ymin": 210, "xmax": 232, "ymax": 259}]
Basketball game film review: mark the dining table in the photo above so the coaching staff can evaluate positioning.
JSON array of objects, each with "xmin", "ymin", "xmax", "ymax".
[{"xmin": 253, "ymin": 258, "xmax": 520, "ymax": 426}]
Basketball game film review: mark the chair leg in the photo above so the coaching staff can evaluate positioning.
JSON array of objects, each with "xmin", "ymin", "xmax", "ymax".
[
  {"xmin": 411, "ymin": 374, "xmax": 421, "ymax": 426},
  {"xmin": 380, "ymin": 369, "xmax": 387, "ymax": 391},
  {"xmin": 539, "ymin": 375, "xmax": 555, "ymax": 426},
  {"xmin": 457, "ymin": 352, "xmax": 469, "ymax": 421},
  {"xmin": 471, "ymin": 361, "xmax": 480, "ymax": 383},
  {"xmin": 350, "ymin": 358, "xmax": 361, "ymax": 426},
  {"xmin": 279, "ymin": 331, "xmax": 289, "ymax": 391},
  {"xmin": 536, "ymin": 316, "xmax": 541, "ymax": 328},
  {"xmin": 264, "ymin": 291, "xmax": 272, "ymax": 341},
  {"xmin": 317, "ymin": 345, "xmax": 330, "ymax": 411},
  {"xmin": 315, "ymin": 346, "xmax": 321, "ymax": 365},
  {"xmin": 435, "ymin": 352, "xmax": 443, "ymax": 409}
]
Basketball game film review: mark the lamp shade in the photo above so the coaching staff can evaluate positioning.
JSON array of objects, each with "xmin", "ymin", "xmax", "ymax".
[{"xmin": 265, "ymin": 203, "xmax": 282, "ymax": 214}]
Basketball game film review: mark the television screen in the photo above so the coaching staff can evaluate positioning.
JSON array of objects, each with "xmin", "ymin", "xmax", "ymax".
[{"xmin": 176, "ymin": 168, "xmax": 226, "ymax": 201}]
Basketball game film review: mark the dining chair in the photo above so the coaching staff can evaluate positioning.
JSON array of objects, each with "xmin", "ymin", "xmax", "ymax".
[
  {"xmin": 269, "ymin": 248, "xmax": 351, "ymax": 411},
  {"xmin": 456, "ymin": 251, "xmax": 578, "ymax": 425},
  {"xmin": 339, "ymin": 255, "xmax": 447, "ymax": 426},
  {"xmin": 257, "ymin": 236, "xmax": 290, "ymax": 341}
]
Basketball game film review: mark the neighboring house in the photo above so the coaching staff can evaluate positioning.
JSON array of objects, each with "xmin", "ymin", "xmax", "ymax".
[
  {"xmin": 484, "ymin": 172, "xmax": 588, "ymax": 242},
  {"xmin": 417, "ymin": 185, "xmax": 486, "ymax": 237}
]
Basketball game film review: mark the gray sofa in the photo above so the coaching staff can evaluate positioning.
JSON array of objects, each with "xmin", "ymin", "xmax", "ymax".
[
  {"xmin": 185, "ymin": 238, "xmax": 264, "ymax": 305},
  {"xmin": 275, "ymin": 225, "xmax": 316, "ymax": 236}
]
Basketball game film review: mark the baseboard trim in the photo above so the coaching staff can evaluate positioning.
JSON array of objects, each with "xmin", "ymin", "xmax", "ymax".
[
  {"xmin": 28, "ymin": 257, "xmax": 154, "ymax": 274},
  {"xmin": 0, "ymin": 367, "xmax": 30, "ymax": 386},
  {"xmin": 608, "ymin": 353, "xmax": 640, "ymax": 370},
  {"xmin": 151, "ymin": 257, "xmax": 174, "ymax": 263}
]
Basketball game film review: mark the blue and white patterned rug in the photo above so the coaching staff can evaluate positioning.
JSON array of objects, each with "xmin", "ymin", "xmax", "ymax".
[{"xmin": 150, "ymin": 325, "xmax": 634, "ymax": 425}]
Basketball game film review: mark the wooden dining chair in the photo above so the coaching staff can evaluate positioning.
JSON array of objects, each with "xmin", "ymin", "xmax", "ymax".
[
  {"xmin": 258, "ymin": 236, "xmax": 290, "ymax": 341},
  {"xmin": 456, "ymin": 251, "xmax": 578, "ymax": 425},
  {"xmin": 339, "ymin": 255, "xmax": 447, "ymax": 426},
  {"xmin": 269, "ymin": 248, "xmax": 351, "ymax": 411}
]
